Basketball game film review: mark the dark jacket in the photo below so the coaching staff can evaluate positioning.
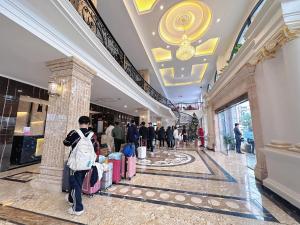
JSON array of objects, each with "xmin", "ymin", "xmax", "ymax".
[
  {"xmin": 139, "ymin": 126, "xmax": 148, "ymax": 139},
  {"xmin": 127, "ymin": 124, "xmax": 139, "ymax": 143},
  {"xmin": 166, "ymin": 128, "xmax": 173, "ymax": 140},
  {"xmin": 63, "ymin": 128, "xmax": 97, "ymax": 152},
  {"xmin": 148, "ymin": 126, "xmax": 155, "ymax": 140},
  {"xmin": 234, "ymin": 127, "xmax": 242, "ymax": 140},
  {"xmin": 158, "ymin": 127, "xmax": 165, "ymax": 140}
]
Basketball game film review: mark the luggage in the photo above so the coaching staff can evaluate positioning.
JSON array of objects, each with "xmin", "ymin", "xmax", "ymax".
[
  {"xmin": 100, "ymin": 162, "xmax": 113, "ymax": 190},
  {"xmin": 108, "ymin": 152, "xmax": 123, "ymax": 160},
  {"xmin": 137, "ymin": 137, "xmax": 147, "ymax": 159},
  {"xmin": 125, "ymin": 156, "xmax": 136, "ymax": 180},
  {"xmin": 109, "ymin": 158, "xmax": 122, "ymax": 184},
  {"xmin": 82, "ymin": 167, "xmax": 101, "ymax": 196},
  {"xmin": 123, "ymin": 143, "xmax": 135, "ymax": 157},
  {"xmin": 62, "ymin": 161, "xmax": 70, "ymax": 192}
]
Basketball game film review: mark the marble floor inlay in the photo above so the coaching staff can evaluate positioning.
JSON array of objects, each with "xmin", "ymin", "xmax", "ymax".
[
  {"xmin": 0, "ymin": 147, "xmax": 299, "ymax": 225},
  {"xmin": 137, "ymin": 150, "xmax": 195, "ymax": 167},
  {"xmin": 100, "ymin": 183, "xmax": 277, "ymax": 222},
  {"xmin": 137, "ymin": 150, "xmax": 236, "ymax": 183}
]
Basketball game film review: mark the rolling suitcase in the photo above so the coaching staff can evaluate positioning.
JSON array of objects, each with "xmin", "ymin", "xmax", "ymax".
[
  {"xmin": 62, "ymin": 161, "xmax": 70, "ymax": 192},
  {"xmin": 108, "ymin": 153, "xmax": 124, "ymax": 184},
  {"xmin": 82, "ymin": 167, "xmax": 101, "ymax": 196},
  {"xmin": 100, "ymin": 162, "xmax": 113, "ymax": 190},
  {"xmin": 137, "ymin": 137, "xmax": 147, "ymax": 159},
  {"xmin": 125, "ymin": 156, "xmax": 136, "ymax": 180}
]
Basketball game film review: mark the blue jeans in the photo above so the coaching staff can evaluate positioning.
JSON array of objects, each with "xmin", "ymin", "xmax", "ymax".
[
  {"xmin": 236, "ymin": 139, "xmax": 241, "ymax": 153},
  {"xmin": 68, "ymin": 170, "xmax": 88, "ymax": 212}
]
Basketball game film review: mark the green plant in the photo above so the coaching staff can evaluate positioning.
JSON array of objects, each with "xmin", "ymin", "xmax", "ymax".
[{"xmin": 223, "ymin": 135, "xmax": 234, "ymax": 145}]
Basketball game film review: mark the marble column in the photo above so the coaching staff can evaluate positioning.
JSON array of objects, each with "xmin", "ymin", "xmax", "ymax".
[
  {"xmin": 247, "ymin": 76, "xmax": 268, "ymax": 181},
  {"xmin": 205, "ymin": 101, "xmax": 215, "ymax": 150},
  {"xmin": 139, "ymin": 109, "xmax": 150, "ymax": 125},
  {"xmin": 31, "ymin": 57, "xmax": 95, "ymax": 192}
]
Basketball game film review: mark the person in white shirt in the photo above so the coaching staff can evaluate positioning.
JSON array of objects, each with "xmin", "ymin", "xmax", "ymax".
[
  {"xmin": 105, "ymin": 122, "xmax": 114, "ymax": 151},
  {"xmin": 173, "ymin": 126, "xmax": 179, "ymax": 149}
]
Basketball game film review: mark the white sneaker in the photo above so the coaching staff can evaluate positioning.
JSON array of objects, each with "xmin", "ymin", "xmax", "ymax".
[
  {"xmin": 68, "ymin": 207, "xmax": 84, "ymax": 216},
  {"xmin": 65, "ymin": 194, "xmax": 73, "ymax": 206}
]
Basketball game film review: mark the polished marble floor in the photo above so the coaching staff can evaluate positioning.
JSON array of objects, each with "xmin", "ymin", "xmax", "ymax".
[{"xmin": 0, "ymin": 147, "xmax": 299, "ymax": 225}]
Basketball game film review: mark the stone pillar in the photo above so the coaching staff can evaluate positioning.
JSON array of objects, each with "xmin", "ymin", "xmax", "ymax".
[
  {"xmin": 247, "ymin": 76, "xmax": 268, "ymax": 181},
  {"xmin": 205, "ymin": 101, "xmax": 215, "ymax": 150},
  {"xmin": 31, "ymin": 57, "xmax": 95, "ymax": 192},
  {"xmin": 139, "ymin": 109, "xmax": 150, "ymax": 125}
]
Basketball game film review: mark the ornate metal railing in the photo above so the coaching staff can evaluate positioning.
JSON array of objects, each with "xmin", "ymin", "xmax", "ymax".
[{"xmin": 69, "ymin": 0, "xmax": 179, "ymax": 116}]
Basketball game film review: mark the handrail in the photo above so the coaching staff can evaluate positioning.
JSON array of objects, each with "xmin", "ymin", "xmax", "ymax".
[{"xmin": 68, "ymin": 0, "xmax": 179, "ymax": 114}]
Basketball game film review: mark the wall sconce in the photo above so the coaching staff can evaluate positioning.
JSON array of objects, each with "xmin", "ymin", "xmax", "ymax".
[{"xmin": 48, "ymin": 80, "xmax": 63, "ymax": 97}]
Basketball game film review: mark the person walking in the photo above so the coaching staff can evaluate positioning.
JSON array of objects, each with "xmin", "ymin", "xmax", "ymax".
[
  {"xmin": 139, "ymin": 122, "xmax": 148, "ymax": 147},
  {"xmin": 234, "ymin": 123, "xmax": 243, "ymax": 154},
  {"xmin": 105, "ymin": 122, "xmax": 114, "ymax": 152},
  {"xmin": 166, "ymin": 126, "xmax": 173, "ymax": 149},
  {"xmin": 112, "ymin": 121, "xmax": 123, "ymax": 152},
  {"xmin": 158, "ymin": 126, "xmax": 165, "ymax": 148},
  {"xmin": 148, "ymin": 122, "xmax": 155, "ymax": 152},
  {"xmin": 198, "ymin": 127, "xmax": 205, "ymax": 147},
  {"xmin": 127, "ymin": 120, "xmax": 139, "ymax": 155},
  {"xmin": 63, "ymin": 116, "xmax": 97, "ymax": 216},
  {"xmin": 173, "ymin": 126, "xmax": 180, "ymax": 149},
  {"xmin": 182, "ymin": 125, "xmax": 187, "ymax": 147}
]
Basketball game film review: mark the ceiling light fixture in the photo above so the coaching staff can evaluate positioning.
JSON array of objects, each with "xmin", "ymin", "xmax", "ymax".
[
  {"xmin": 181, "ymin": 67, "xmax": 184, "ymax": 71},
  {"xmin": 203, "ymin": 58, "xmax": 207, "ymax": 62},
  {"xmin": 160, "ymin": 5, "xmax": 164, "ymax": 10},
  {"xmin": 161, "ymin": 64, "xmax": 164, "ymax": 67},
  {"xmin": 198, "ymin": 40, "xmax": 202, "ymax": 43},
  {"xmin": 166, "ymin": 45, "xmax": 170, "ymax": 48},
  {"xmin": 124, "ymin": 105, "xmax": 128, "ymax": 108},
  {"xmin": 152, "ymin": 31, "xmax": 156, "ymax": 36},
  {"xmin": 216, "ymin": 18, "xmax": 221, "ymax": 23},
  {"xmin": 176, "ymin": 35, "xmax": 195, "ymax": 61}
]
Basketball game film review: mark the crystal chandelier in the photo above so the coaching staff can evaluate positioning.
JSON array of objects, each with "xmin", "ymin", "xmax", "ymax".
[{"xmin": 176, "ymin": 35, "xmax": 195, "ymax": 61}]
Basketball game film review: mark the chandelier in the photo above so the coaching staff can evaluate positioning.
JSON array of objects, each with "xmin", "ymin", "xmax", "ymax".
[{"xmin": 176, "ymin": 35, "xmax": 195, "ymax": 61}]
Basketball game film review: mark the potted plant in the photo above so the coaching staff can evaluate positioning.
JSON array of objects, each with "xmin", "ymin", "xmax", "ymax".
[{"xmin": 223, "ymin": 135, "xmax": 235, "ymax": 151}]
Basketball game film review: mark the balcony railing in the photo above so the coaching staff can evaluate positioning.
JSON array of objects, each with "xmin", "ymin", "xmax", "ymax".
[{"xmin": 69, "ymin": 0, "xmax": 178, "ymax": 116}]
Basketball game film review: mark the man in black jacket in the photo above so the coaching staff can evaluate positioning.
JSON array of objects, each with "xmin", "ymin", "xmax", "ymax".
[
  {"xmin": 139, "ymin": 121, "xmax": 148, "ymax": 147},
  {"xmin": 63, "ymin": 116, "xmax": 97, "ymax": 216},
  {"xmin": 148, "ymin": 122, "xmax": 155, "ymax": 152}
]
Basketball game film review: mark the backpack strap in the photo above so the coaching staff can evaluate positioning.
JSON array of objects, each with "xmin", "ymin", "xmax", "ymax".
[{"xmin": 87, "ymin": 131, "xmax": 94, "ymax": 140}]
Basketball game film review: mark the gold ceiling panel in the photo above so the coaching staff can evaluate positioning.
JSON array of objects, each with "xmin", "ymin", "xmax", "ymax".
[
  {"xmin": 195, "ymin": 38, "xmax": 219, "ymax": 56},
  {"xmin": 161, "ymin": 64, "xmax": 208, "ymax": 87},
  {"xmin": 159, "ymin": 0, "xmax": 212, "ymax": 45},
  {"xmin": 133, "ymin": 0, "xmax": 158, "ymax": 14},
  {"xmin": 151, "ymin": 47, "xmax": 172, "ymax": 62}
]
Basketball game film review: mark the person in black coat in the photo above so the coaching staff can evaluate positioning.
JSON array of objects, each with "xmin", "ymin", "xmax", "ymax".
[
  {"xmin": 166, "ymin": 126, "xmax": 174, "ymax": 149},
  {"xmin": 157, "ymin": 126, "xmax": 166, "ymax": 148},
  {"xmin": 147, "ymin": 122, "xmax": 155, "ymax": 152},
  {"xmin": 139, "ymin": 122, "xmax": 148, "ymax": 147}
]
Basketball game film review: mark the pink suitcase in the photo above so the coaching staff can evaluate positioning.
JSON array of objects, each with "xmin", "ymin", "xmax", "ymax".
[
  {"xmin": 121, "ymin": 155, "xmax": 126, "ymax": 179},
  {"xmin": 109, "ymin": 159, "xmax": 123, "ymax": 184},
  {"xmin": 82, "ymin": 169, "xmax": 101, "ymax": 196},
  {"xmin": 125, "ymin": 156, "xmax": 136, "ymax": 180}
]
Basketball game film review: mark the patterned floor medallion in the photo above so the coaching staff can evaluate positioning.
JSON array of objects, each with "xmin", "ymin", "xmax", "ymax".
[{"xmin": 136, "ymin": 150, "xmax": 195, "ymax": 167}]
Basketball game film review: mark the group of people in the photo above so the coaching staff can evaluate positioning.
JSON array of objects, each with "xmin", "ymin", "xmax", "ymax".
[{"xmin": 156, "ymin": 125, "xmax": 188, "ymax": 149}]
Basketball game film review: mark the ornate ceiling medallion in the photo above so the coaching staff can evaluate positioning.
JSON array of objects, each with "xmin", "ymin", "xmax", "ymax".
[
  {"xmin": 133, "ymin": 0, "xmax": 158, "ymax": 14},
  {"xmin": 159, "ymin": 1, "xmax": 212, "ymax": 45}
]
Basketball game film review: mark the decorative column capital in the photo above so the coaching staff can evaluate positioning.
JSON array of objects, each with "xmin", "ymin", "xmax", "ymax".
[{"xmin": 249, "ymin": 26, "xmax": 300, "ymax": 65}]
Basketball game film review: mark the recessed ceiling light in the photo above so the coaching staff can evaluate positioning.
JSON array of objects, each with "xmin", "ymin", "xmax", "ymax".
[
  {"xmin": 166, "ymin": 45, "xmax": 170, "ymax": 48},
  {"xmin": 124, "ymin": 105, "xmax": 128, "ymax": 108},
  {"xmin": 135, "ymin": 109, "xmax": 138, "ymax": 113},
  {"xmin": 216, "ymin": 18, "xmax": 221, "ymax": 23},
  {"xmin": 198, "ymin": 40, "xmax": 202, "ymax": 43},
  {"xmin": 160, "ymin": 5, "xmax": 164, "ymax": 10},
  {"xmin": 181, "ymin": 67, "xmax": 184, "ymax": 71},
  {"xmin": 152, "ymin": 31, "xmax": 156, "ymax": 36},
  {"xmin": 203, "ymin": 58, "xmax": 207, "ymax": 61},
  {"xmin": 161, "ymin": 64, "xmax": 164, "ymax": 67},
  {"xmin": 181, "ymin": 74, "xmax": 184, "ymax": 78}
]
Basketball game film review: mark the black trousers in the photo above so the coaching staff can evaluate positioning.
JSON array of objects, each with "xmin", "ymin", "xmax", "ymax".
[
  {"xmin": 147, "ymin": 138, "xmax": 154, "ymax": 152},
  {"xmin": 159, "ymin": 139, "xmax": 165, "ymax": 147},
  {"xmin": 114, "ymin": 138, "xmax": 122, "ymax": 152}
]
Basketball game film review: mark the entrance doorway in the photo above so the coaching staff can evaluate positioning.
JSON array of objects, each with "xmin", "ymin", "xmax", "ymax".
[{"xmin": 216, "ymin": 100, "xmax": 256, "ymax": 170}]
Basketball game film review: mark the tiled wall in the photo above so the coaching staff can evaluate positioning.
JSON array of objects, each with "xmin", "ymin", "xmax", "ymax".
[{"xmin": 0, "ymin": 76, "xmax": 48, "ymax": 172}]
